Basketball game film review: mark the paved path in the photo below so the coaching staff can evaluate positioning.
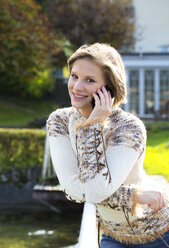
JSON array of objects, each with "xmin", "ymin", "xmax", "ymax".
[{"xmin": 147, "ymin": 174, "xmax": 169, "ymax": 191}]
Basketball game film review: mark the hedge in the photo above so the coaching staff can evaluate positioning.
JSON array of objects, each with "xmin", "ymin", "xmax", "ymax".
[{"xmin": 0, "ymin": 128, "xmax": 46, "ymax": 173}]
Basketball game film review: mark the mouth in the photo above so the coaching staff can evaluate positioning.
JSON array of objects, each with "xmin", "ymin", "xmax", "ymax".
[{"xmin": 72, "ymin": 92, "xmax": 88, "ymax": 101}]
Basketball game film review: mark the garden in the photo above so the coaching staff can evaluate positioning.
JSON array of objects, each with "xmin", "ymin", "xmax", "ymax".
[
  {"xmin": 0, "ymin": 1, "xmax": 169, "ymax": 247},
  {"xmin": 0, "ymin": 94, "xmax": 169, "ymax": 181}
]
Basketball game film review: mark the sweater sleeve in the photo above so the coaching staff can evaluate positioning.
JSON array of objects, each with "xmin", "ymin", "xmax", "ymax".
[
  {"xmin": 74, "ymin": 115, "xmax": 146, "ymax": 209},
  {"xmin": 46, "ymin": 108, "xmax": 85, "ymax": 203}
]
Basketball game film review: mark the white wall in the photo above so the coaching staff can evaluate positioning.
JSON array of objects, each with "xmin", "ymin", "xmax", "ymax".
[{"xmin": 133, "ymin": 0, "xmax": 169, "ymax": 52}]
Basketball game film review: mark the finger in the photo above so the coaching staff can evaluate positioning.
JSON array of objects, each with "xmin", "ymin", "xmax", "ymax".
[
  {"xmin": 152, "ymin": 193, "xmax": 164, "ymax": 211},
  {"xmin": 149, "ymin": 202, "xmax": 158, "ymax": 212},
  {"xmin": 154, "ymin": 193, "xmax": 162, "ymax": 211},
  {"xmin": 159, "ymin": 194, "xmax": 163, "ymax": 209},
  {"xmin": 160, "ymin": 194, "xmax": 166, "ymax": 208},
  {"xmin": 97, "ymin": 89, "xmax": 106, "ymax": 106},
  {"xmin": 162, "ymin": 197, "xmax": 166, "ymax": 208},
  {"xmin": 108, "ymin": 91, "xmax": 112, "ymax": 107},
  {"xmin": 148, "ymin": 202, "xmax": 155, "ymax": 210},
  {"xmin": 157, "ymin": 193, "xmax": 163, "ymax": 210},
  {"xmin": 102, "ymin": 86, "xmax": 109, "ymax": 106},
  {"xmin": 147, "ymin": 197, "xmax": 158, "ymax": 211},
  {"xmin": 102, "ymin": 86, "xmax": 113, "ymax": 107},
  {"xmin": 93, "ymin": 93, "xmax": 100, "ymax": 107}
]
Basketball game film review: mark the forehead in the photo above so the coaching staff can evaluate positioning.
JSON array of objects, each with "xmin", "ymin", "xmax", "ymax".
[{"xmin": 72, "ymin": 58, "xmax": 103, "ymax": 77}]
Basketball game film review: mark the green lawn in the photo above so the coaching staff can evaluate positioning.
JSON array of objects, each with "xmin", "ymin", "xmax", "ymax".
[
  {"xmin": 0, "ymin": 96, "xmax": 58, "ymax": 126},
  {"xmin": 145, "ymin": 120, "xmax": 169, "ymax": 129},
  {"xmin": 144, "ymin": 129, "xmax": 169, "ymax": 181}
]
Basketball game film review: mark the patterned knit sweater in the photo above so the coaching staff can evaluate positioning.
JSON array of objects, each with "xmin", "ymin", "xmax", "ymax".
[{"xmin": 47, "ymin": 106, "xmax": 169, "ymax": 244}]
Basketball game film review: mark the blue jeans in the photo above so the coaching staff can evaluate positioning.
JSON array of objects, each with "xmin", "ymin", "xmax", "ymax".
[{"xmin": 100, "ymin": 231, "xmax": 169, "ymax": 248}]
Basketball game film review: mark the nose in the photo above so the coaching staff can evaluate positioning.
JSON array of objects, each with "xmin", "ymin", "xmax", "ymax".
[{"xmin": 73, "ymin": 79, "xmax": 84, "ymax": 91}]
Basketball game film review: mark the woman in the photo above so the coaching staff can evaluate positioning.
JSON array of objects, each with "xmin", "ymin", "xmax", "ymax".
[{"xmin": 47, "ymin": 43, "xmax": 169, "ymax": 247}]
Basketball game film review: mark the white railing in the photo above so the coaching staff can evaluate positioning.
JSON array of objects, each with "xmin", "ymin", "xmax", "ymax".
[{"xmin": 77, "ymin": 202, "xmax": 99, "ymax": 248}]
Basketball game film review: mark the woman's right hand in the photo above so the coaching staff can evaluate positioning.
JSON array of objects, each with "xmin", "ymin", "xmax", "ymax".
[
  {"xmin": 135, "ymin": 190, "xmax": 166, "ymax": 211},
  {"xmin": 88, "ymin": 86, "xmax": 112, "ymax": 123}
]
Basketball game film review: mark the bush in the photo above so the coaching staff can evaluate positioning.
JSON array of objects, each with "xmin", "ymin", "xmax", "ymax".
[
  {"xmin": 27, "ymin": 69, "xmax": 54, "ymax": 99},
  {"xmin": 0, "ymin": 128, "xmax": 46, "ymax": 173}
]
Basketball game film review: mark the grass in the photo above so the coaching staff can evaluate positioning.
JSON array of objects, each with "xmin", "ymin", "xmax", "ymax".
[
  {"xmin": 0, "ymin": 96, "xmax": 58, "ymax": 126},
  {"xmin": 144, "ymin": 129, "xmax": 169, "ymax": 181},
  {"xmin": 144, "ymin": 120, "xmax": 169, "ymax": 129}
]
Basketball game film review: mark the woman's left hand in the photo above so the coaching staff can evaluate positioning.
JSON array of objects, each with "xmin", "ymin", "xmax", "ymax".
[
  {"xmin": 135, "ymin": 190, "xmax": 166, "ymax": 212},
  {"xmin": 88, "ymin": 86, "xmax": 112, "ymax": 123}
]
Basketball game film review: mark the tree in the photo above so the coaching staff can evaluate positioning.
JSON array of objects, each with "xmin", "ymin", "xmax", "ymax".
[
  {"xmin": 47, "ymin": 0, "xmax": 135, "ymax": 51},
  {"xmin": 0, "ymin": 0, "xmax": 60, "ymax": 98}
]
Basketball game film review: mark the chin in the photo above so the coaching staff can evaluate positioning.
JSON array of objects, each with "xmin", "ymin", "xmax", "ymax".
[{"xmin": 72, "ymin": 103, "xmax": 84, "ymax": 109}]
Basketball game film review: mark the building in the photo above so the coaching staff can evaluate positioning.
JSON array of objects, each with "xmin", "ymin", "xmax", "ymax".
[
  {"xmin": 133, "ymin": 0, "xmax": 169, "ymax": 53},
  {"xmin": 123, "ymin": 53, "xmax": 169, "ymax": 118},
  {"xmin": 122, "ymin": 0, "xmax": 169, "ymax": 119}
]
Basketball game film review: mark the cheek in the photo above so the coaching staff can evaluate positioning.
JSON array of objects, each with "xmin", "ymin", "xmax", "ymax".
[
  {"xmin": 68, "ymin": 79, "xmax": 73, "ymax": 92},
  {"xmin": 89, "ymin": 86, "xmax": 100, "ymax": 94}
]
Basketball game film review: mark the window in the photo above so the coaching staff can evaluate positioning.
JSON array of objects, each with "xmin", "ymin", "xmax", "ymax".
[
  {"xmin": 160, "ymin": 70, "xmax": 169, "ymax": 115},
  {"xmin": 129, "ymin": 70, "xmax": 139, "ymax": 115},
  {"xmin": 160, "ymin": 46, "xmax": 169, "ymax": 53},
  {"xmin": 145, "ymin": 70, "xmax": 154, "ymax": 114}
]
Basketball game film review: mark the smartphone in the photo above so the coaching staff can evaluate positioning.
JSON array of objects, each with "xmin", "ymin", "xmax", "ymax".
[{"xmin": 90, "ymin": 85, "xmax": 114, "ymax": 108}]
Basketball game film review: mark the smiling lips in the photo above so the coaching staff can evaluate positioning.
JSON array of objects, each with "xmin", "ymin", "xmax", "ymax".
[{"xmin": 72, "ymin": 92, "xmax": 88, "ymax": 101}]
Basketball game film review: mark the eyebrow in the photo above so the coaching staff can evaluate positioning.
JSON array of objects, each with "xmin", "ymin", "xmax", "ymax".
[{"xmin": 71, "ymin": 71, "xmax": 96, "ymax": 79}]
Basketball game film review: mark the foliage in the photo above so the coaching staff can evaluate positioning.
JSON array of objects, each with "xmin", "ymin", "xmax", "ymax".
[
  {"xmin": 0, "ymin": 128, "xmax": 46, "ymax": 172},
  {"xmin": 27, "ymin": 69, "xmax": 54, "ymax": 99},
  {"xmin": 144, "ymin": 129, "xmax": 169, "ymax": 180},
  {"xmin": 34, "ymin": 0, "xmax": 49, "ymax": 12},
  {"xmin": 47, "ymin": 0, "xmax": 135, "ymax": 51},
  {"xmin": 0, "ymin": 0, "xmax": 59, "ymax": 98}
]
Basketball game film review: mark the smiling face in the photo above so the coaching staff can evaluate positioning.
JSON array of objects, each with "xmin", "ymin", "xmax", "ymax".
[{"xmin": 68, "ymin": 58, "xmax": 106, "ymax": 117}]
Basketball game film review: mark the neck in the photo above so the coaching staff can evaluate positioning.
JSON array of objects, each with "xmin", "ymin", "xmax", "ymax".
[{"xmin": 77, "ymin": 107, "xmax": 92, "ymax": 118}]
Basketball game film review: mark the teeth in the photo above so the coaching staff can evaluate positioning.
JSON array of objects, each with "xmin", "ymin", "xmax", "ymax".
[{"xmin": 74, "ymin": 93, "xmax": 86, "ymax": 98}]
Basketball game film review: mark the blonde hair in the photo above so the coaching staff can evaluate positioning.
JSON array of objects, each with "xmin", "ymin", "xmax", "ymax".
[{"xmin": 67, "ymin": 43, "xmax": 127, "ymax": 106}]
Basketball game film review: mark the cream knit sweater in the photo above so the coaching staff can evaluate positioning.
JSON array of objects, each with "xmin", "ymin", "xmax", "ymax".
[{"xmin": 47, "ymin": 106, "xmax": 169, "ymax": 244}]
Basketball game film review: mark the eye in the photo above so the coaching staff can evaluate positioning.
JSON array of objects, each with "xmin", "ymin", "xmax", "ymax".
[
  {"xmin": 71, "ymin": 73, "xmax": 78, "ymax": 79},
  {"xmin": 86, "ymin": 78, "xmax": 95, "ymax": 83}
]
